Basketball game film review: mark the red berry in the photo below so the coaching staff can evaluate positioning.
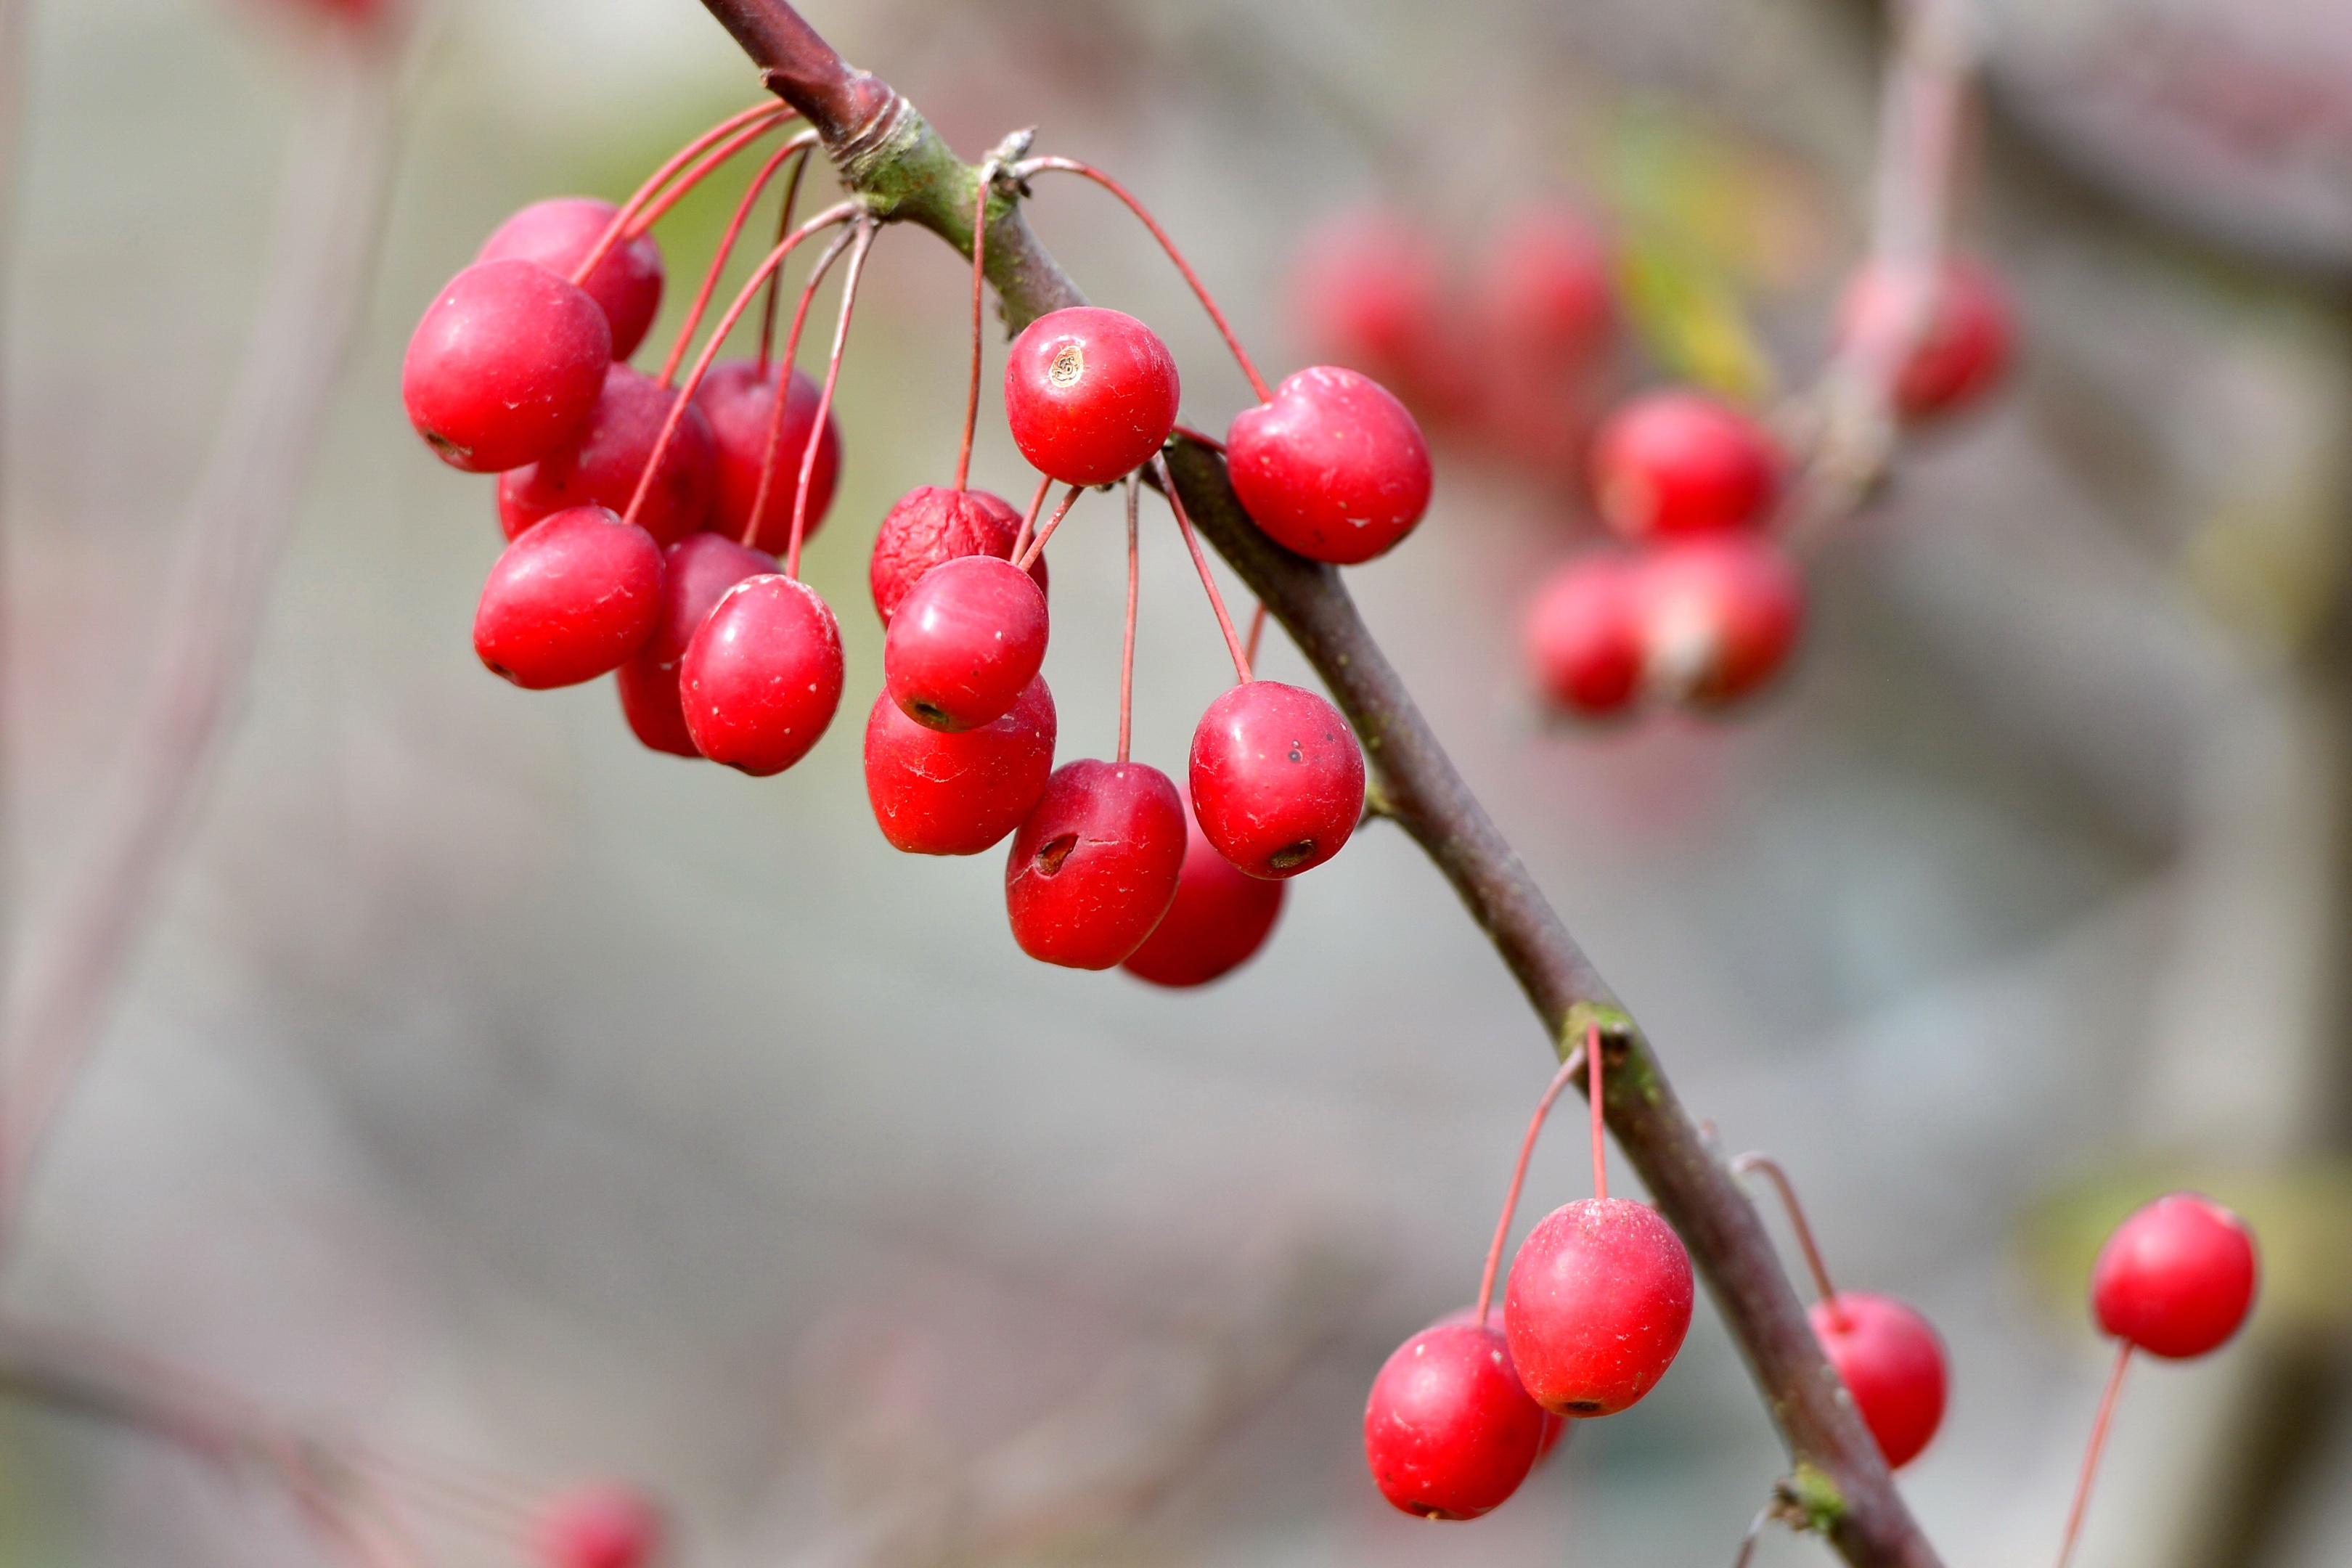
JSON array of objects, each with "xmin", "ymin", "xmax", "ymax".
[
  {"xmin": 1188, "ymin": 682, "xmax": 1364, "ymax": 879},
  {"xmin": 1836, "ymin": 258, "xmax": 2012, "ymax": 423},
  {"xmin": 1290, "ymin": 205, "xmax": 1466, "ymax": 417},
  {"xmin": 1522, "ymin": 555, "xmax": 1643, "ymax": 718},
  {"xmin": 1004, "ymin": 759, "xmax": 1186, "ymax": 969},
  {"xmin": 679, "ymin": 575, "xmax": 844, "ymax": 777},
  {"xmin": 616, "ymin": 534, "xmax": 776, "ymax": 758},
  {"xmin": 1504, "ymin": 1197, "xmax": 1694, "ymax": 1416},
  {"xmin": 1432, "ymin": 1306, "xmax": 1571, "ymax": 1463},
  {"xmin": 864, "ymin": 677, "xmax": 1056, "ymax": 856},
  {"xmin": 473, "ymin": 506, "xmax": 662, "ymax": 690},
  {"xmin": 1363, "ymin": 1320, "xmax": 1545, "ymax": 1521},
  {"xmin": 477, "ymin": 197, "xmax": 665, "ymax": 362},
  {"xmin": 869, "ymin": 486, "xmax": 1047, "ymax": 624},
  {"xmin": 1636, "ymin": 534, "xmax": 1804, "ymax": 709},
  {"xmin": 1225, "ymin": 367, "xmax": 1432, "ymax": 565},
  {"xmin": 2090, "ymin": 1192, "xmax": 2258, "ymax": 1360},
  {"xmin": 404, "ymin": 259, "xmax": 612, "ymax": 473},
  {"xmin": 617, "ymin": 654, "xmax": 698, "ymax": 758},
  {"xmin": 497, "ymin": 364, "xmax": 718, "ymax": 545},
  {"xmin": 1119, "ymin": 803, "xmax": 1285, "ymax": 987},
  {"xmin": 883, "ymin": 555, "xmax": 1050, "ymax": 732},
  {"xmin": 1810, "ymin": 1292, "xmax": 1947, "ymax": 1470},
  {"xmin": 691, "ymin": 362, "xmax": 842, "ymax": 553},
  {"xmin": 1590, "ymin": 391, "xmax": 1779, "ymax": 541},
  {"xmin": 1004, "ymin": 307, "xmax": 1180, "ymax": 486},
  {"xmin": 534, "ymin": 1484, "xmax": 663, "ymax": 1568},
  {"xmin": 1479, "ymin": 205, "xmax": 1614, "ymax": 381}
]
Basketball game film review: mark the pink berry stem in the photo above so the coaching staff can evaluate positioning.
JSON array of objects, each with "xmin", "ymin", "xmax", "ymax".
[
  {"xmin": 571, "ymin": 102, "xmax": 794, "ymax": 286},
  {"xmin": 2054, "ymin": 1342, "xmax": 2133, "ymax": 1568},
  {"xmin": 1731, "ymin": 1505, "xmax": 1776, "ymax": 1568},
  {"xmin": 1244, "ymin": 602, "xmax": 1267, "ymax": 669},
  {"xmin": 743, "ymin": 221, "xmax": 857, "ymax": 548},
  {"xmin": 785, "ymin": 219, "xmax": 878, "ymax": 581},
  {"xmin": 1010, "ymin": 473, "xmax": 1053, "ymax": 560},
  {"xmin": 1731, "ymin": 1152, "xmax": 1843, "ymax": 1315},
  {"xmin": 1010, "ymin": 155, "xmax": 1274, "ymax": 404},
  {"xmin": 1013, "ymin": 484, "xmax": 1084, "ymax": 573},
  {"xmin": 1472, "ymin": 1039, "xmax": 1590, "ymax": 1326},
  {"xmin": 1119, "ymin": 476, "xmax": 1140, "ymax": 764},
  {"xmin": 756, "ymin": 142, "xmax": 817, "ymax": 372},
  {"xmin": 1588, "ymin": 1018, "xmax": 1607, "ymax": 1202},
  {"xmin": 1151, "ymin": 454, "xmax": 1252, "ymax": 683},
  {"xmin": 955, "ymin": 167, "xmax": 995, "ymax": 493},
  {"xmin": 617, "ymin": 113, "xmax": 794, "ymax": 245},
  {"xmin": 656, "ymin": 129, "xmax": 821, "ymax": 388}
]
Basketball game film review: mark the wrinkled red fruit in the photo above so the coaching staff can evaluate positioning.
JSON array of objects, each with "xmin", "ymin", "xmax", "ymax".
[
  {"xmin": 1591, "ymin": 390, "xmax": 1779, "ymax": 541},
  {"xmin": 869, "ymin": 486, "xmax": 1047, "ymax": 624},
  {"xmin": 498, "ymin": 364, "xmax": 717, "ymax": 545},
  {"xmin": 1291, "ymin": 205, "xmax": 1466, "ymax": 417},
  {"xmin": 2091, "ymin": 1192, "xmax": 2258, "ymax": 1360},
  {"xmin": 477, "ymin": 197, "xmax": 665, "ymax": 362},
  {"xmin": 1812, "ymin": 1293, "xmax": 1948, "ymax": 1470},
  {"xmin": 1004, "ymin": 307, "xmax": 1181, "ymax": 486},
  {"xmin": 1005, "ymin": 759, "xmax": 1186, "ymax": 969},
  {"xmin": 534, "ymin": 1483, "xmax": 663, "ymax": 1568},
  {"xmin": 1120, "ymin": 803, "xmax": 1286, "ymax": 987},
  {"xmin": 1189, "ymin": 682, "xmax": 1364, "ymax": 879},
  {"xmin": 1479, "ymin": 205, "xmax": 1615, "ymax": 381},
  {"xmin": 1837, "ymin": 258, "xmax": 2012, "ymax": 423},
  {"xmin": 884, "ymin": 555, "xmax": 1050, "ymax": 732},
  {"xmin": 692, "ymin": 362, "xmax": 842, "ymax": 552},
  {"xmin": 616, "ymin": 534, "xmax": 776, "ymax": 758},
  {"xmin": 679, "ymin": 575, "xmax": 844, "ymax": 777},
  {"xmin": 865, "ymin": 676, "xmax": 1056, "ymax": 855},
  {"xmin": 1226, "ymin": 367, "xmax": 1432, "ymax": 565},
  {"xmin": 473, "ymin": 506, "xmax": 661, "ymax": 690},
  {"xmin": 1505, "ymin": 1197, "xmax": 1695, "ymax": 1417},
  {"xmin": 1523, "ymin": 555, "xmax": 1643, "ymax": 718},
  {"xmin": 1636, "ymin": 534, "xmax": 1805, "ymax": 709},
  {"xmin": 1363, "ymin": 1320, "xmax": 1545, "ymax": 1521},
  {"xmin": 404, "ymin": 259, "xmax": 611, "ymax": 473}
]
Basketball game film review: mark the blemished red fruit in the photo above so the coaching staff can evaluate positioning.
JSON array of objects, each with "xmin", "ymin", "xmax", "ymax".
[
  {"xmin": 1363, "ymin": 1320, "xmax": 1546, "ymax": 1521},
  {"xmin": 1479, "ymin": 205, "xmax": 1614, "ymax": 380},
  {"xmin": 1188, "ymin": 682, "xmax": 1365, "ymax": 879},
  {"xmin": 1505, "ymin": 1197, "xmax": 1695, "ymax": 1417},
  {"xmin": 1591, "ymin": 390, "xmax": 1779, "ymax": 541},
  {"xmin": 1119, "ymin": 804, "xmax": 1286, "ymax": 987},
  {"xmin": 2091, "ymin": 1193, "xmax": 2259, "ymax": 1360},
  {"xmin": 865, "ymin": 677, "xmax": 1056, "ymax": 855},
  {"xmin": 404, "ymin": 259, "xmax": 612, "ymax": 473},
  {"xmin": 679, "ymin": 575, "xmax": 845, "ymax": 777},
  {"xmin": 1836, "ymin": 258, "xmax": 2012, "ymax": 422},
  {"xmin": 1291, "ymin": 205, "xmax": 1466, "ymax": 417},
  {"xmin": 534, "ymin": 1483, "xmax": 663, "ymax": 1568},
  {"xmin": 1636, "ymin": 534, "xmax": 1805, "ymax": 709},
  {"xmin": 1523, "ymin": 555, "xmax": 1643, "ymax": 718},
  {"xmin": 477, "ymin": 197, "xmax": 665, "ymax": 362},
  {"xmin": 497, "ymin": 364, "xmax": 717, "ymax": 545},
  {"xmin": 1005, "ymin": 759, "xmax": 1186, "ymax": 969},
  {"xmin": 473, "ymin": 506, "xmax": 662, "ymax": 690},
  {"xmin": 1225, "ymin": 367, "xmax": 1432, "ymax": 565},
  {"xmin": 692, "ymin": 362, "xmax": 842, "ymax": 552},
  {"xmin": 1004, "ymin": 307, "xmax": 1180, "ymax": 486},
  {"xmin": 869, "ymin": 486, "xmax": 1047, "ymax": 624},
  {"xmin": 616, "ymin": 533, "xmax": 776, "ymax": 758},
  {"xmin": 883, "ymin": 555, "xmax": 1050, "ymax": 732},
  {"xmin": 1811, "ymin": 1293, "xmax": 1948, "ymax": 1470}
]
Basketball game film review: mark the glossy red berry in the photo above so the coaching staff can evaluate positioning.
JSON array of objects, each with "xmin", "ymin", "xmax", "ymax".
[
  {"xmin": 1225, "ymin": 367, "xmax": 1432, "ymax": 565},
  {"xmin": 477, "ymin": 197, "xmax": 665, "ymax": 362},
  {"xmin": 404, "ymin": 259, "xmax": 612, "ymax": 473},
  {"xmin": 691, "ymin": 362, "xmax": 841, "ymax": 553},
  {"xmin": 1363, "ymin": 1320, "xmax": 1545, "ymax": 1521},
  {"xmin": 473, "ymin": 506, "xmax": 662, "ymax": 690},
  {"xmin": 534, "ymin": 1483, "xmax": 663, "ymax": 1568},
  {"xmin": 1291, "ymin": 205, "xmax": 1466, "ymax": 417},
  {"xmin": 1504, "ymin": 1197, "xmax": 1694, "ymax": 1417},
  {"xmin": 1119, "ymin": 803, "xmax": 1286, "ymax": 987},
  {"xmin": 865, "ymin": 676, "xmax": 1056, "ymax": 856},
  {"xmin": 497, "ymin": 364, "xmax": 717, "ymax": 545},
  {"xmin": 1004, "ymin": 307, "xmax": 1180, "ymax": 486},
  {"xmin": 1188, "ymin": 682, "xmax": 1364, "ymax": 879},
  {"xmin": 1479, "ymin": 205, "xmax": 1614, "ymax": 381},
  {"xmin": 1811, "ymin": 1292, "xmax": 1948, "ymax": 1470},
  {"xmin": 2090, "ymin": 1193, "xmax": 2258, "ymax": 1360},
  {"xmin": 679, "ymin": 575, "xmax": 844, "ymax": 777},
  {"xmin": 1004, "ymin": 759, "xmax": 1186, "ymax": 970},
  {"xmin": 1837, "ymin": 258, "xmax": 2012, "ymax": 423},
  {"xmin": 616, "ymin": 534, "xmax": 776, "ymax": 758},
  {"xmin": 1591, "ymin": 390, "xmax": 1779, "ymax": 541},
  {"xmin": 883, "ymin": 555, "xmax": 1050, "ymax": 732},
  {"xmin": 1522, "ymin": 555, "xmax": 1643, "ymax": 718},
  {"xmin": 617, "ymin": 655, "xmax": 699, "ymax": 758},
  {"xmin": 1636, "ymin": 534, "xmax": 1805, "ymax": 709},
  {"xmin": 869, "ymin": 486, "xmax": 1047, "ymax": 624}
]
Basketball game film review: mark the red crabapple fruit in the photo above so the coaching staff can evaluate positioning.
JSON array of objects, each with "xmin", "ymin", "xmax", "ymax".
[
  {"xmin": 1836, "ymin": 257, "xmax": 2013, "ymax": 423},
  {"xmin": 1225, "ymin": 367, "xmax": 1432, "ymax": 565},
  {"xmin": 1004, "ymin": 759, "xmax": 1186, "ymax": 969},
  {"xmin": 1119, "ymin": 802, "xmax": 1286, "ymax": 987},
  {"xmin": 1635, "ymin": 534, "xmax": 1805, "ymax": 709},
  {"xmin": 869, "ymin": 485, "xmax": 1046, "ymax": 624},
  {"xmin": 473, "ymin": 506, "xmax": 661, "ymax": 690},
  {"xmin": 477, "ymin": 197, "xmax": 665, "ymax": 362},
  {"xmin": 1811, "ymin": 1292, "xmax": 1948, "ymax": 1469},
  {"xmin": 1290, "ymin": 204, "xmax": 1466, "ymax": 417},
  {"xmin": 1522, "ymin": 554, "xmax": 1643, "ymax": 719},
  {"xmin": 533, "ymin": 1483, "xmax": 663, "ymax": 1568},
  {"xmin": 1590, "ymin": 390, "xmax": 1779, "ymax": 541},
  {"xmin": 679, "ymin": 575, "xmax": 844, "ymax": 777},
  {"xmin": 2091, "ymin": 1192, "xmax": 2258, "ymax": 1360},
  {"xmin": 1504, "ymin": 1197, "xmax": 1694, "ymax": 1416},
  {"xmin": 1188, "ymin": 681, "xmax": 1365, "ymax": 879},
  {"xmin": 692, "ymin": 362, "xmax": 842, "ymax": 552},
  {"xmin": 883, "ymin": 555, "xmax": 1050, "ymax": 732},
  {"xmin": 497, "ymin": 364, "xmax": 717, "ymax": 545},
  {"xmin": 404, "ymin": 259, "xmax": 611, "ymax": 473},
  {"xmin": 865, "ymin": 676, "xmax": 1057, "ymax": 856},
  {"xmin": 1363, "ymin": 1319, "xmax": 1545, "ymax": 1521},
  {"xmin": 1004, "ymin": 307, "xmax": 1181, "ymax": 486},
  {"xmin": 616, "ymin": 532, "xmax": 775, "ymax": 758},
  {"xmin": 1479, "ymin": 205, "xmax": 1614, "ymax": 383}
]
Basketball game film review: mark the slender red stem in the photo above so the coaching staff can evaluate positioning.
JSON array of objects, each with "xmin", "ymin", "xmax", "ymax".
[
  {"xmin": 1014, "ymin": 485, "xmax": 1083, "ymax": 573},
  {"xmin": 1732, "ymin": 1153, "xmax": 1843, "ymax": 1318},
  {"xmin": 1010, "ymin": 473, "xmax": 1053, "ymax": 560},
  {"xmin": 745, "ymin": 224, "xmax": 856, "ymax": 549},
  {"xmin": 756, "ymin": 142, "xmax": 815, "ymax": 372},
  {"xmin": 656, "ymin": 131, "xmax": 820, "ymax": 388},
  {"xmin": 1013, "ymin": 156, "xmax": 1273, "ymax": 403},
  {"xmin": 1244, "ymin": 603, "xmax": 1267, "ymax": 669},
  {"xmin": 619, "ymin": 114, "xmax": 793, "ymax": 244},
  {"xmin": 956, "ymin": 171, "xmax": 992, "ymax": 492},
  {"xmin": 785, "ymin": 221, "xmax": 877, "ymax": 581},
  {"xmin": 1588, "ymin": 1020, "xmax": 1606, "ymax": 1202},
  {"xmin": 1474, "ymin": 1043, "xmax": 1590, "ymax": 1326},
  {"xmin": 570, "ymin": 102, "xmax": 793, "ymax": 286},
  {"xmin": 1152, "ymin": 454, "xmax": 1252, "ymax": 683},
  {"xmin": 2054, "ymin": 1342, "xmax": 2133, "ymax": 1568},
  {"xmin": 1119, "ymin": 476, "xmax": 1140, "ymax": 765}
]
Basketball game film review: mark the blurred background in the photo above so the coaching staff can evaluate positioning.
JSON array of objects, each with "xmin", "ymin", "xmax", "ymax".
[{"xmin": 4, "ymin": 0, "xmax": 2351, "ymax": 1564}]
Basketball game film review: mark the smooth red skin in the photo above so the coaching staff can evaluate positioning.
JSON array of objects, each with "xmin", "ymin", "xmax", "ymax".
[
  {"xmin": 1505, "ymin": 1197, "xmax": 1695, "ymax": 1417},
  {"xmin": 1837, "ymin": 258, "xmax": 2012, "ymax": 422},
  {"xmin": 1363, "ymin": 1321, "xmax": 1545, "ymax": 1521},
  {"xmin": 497, "ymin": 364, "xmax": 717, "ymax": 545},
  {"xmin": 869, "ymin": 486, "xmax": 1048, "ymax": 624},
  {"xmin": 679, "ymin": 575, "xmax": 845, "ymax": 777},
  {"xmin": 476, "ymin": 197, "xmax": 664, "ymax": 362},
  {"xmin": 1635, "ymin": 534, "xmax": 1805, "ymax": 708},
  {"xmin": 404, "ymin": 259, "xmax": 611, "ymax": 473},
  {"xmin": 473, "ymin": 507, "xmax": 662, "ymax": 690},
  {"xmin": 1119, "ymin": 805, "xmax": 1286, "ymax": 987},
  {"xmin": 1004, "ymin": 307, "xmax": 1181, "ymax": 486},
  {"xmin": 1812, "ymin": 1292, "xmax": 1948, "ymax": 1470},
  {"xmin": 1522, "ymin": 555, "xmax": 1643, "ymax": 717},
  {"xmin": 1004, "ymin": 759, "xmax": 1186, "ymax": 970},
  {"xmin": 692, "ymin": 362, "xmax": 842, "ymax": 552},
  {"xmin": 1225, "ymin": 367, "xmax": 1432, "ymax": 565},
  {"xmin": 1480, "ymin": 206, "xmax": 1615, "ymax": 378},
  {"xmin": 616, "ymin": 653, "xmax": 699, "ymax": 758},
  {"xmin": 1290, "ymin": 205, "xmax": 1469, "ymax": 418},
  {"xmin": 615, "ymin": 534, "xmax": 777, "ymax": 758},
  {"xmin": 1431, "ymin": 1306, "xmax": 1569, "ymax": 1464},
  {"xmin": 2091, "ymin": 1193, "xmax": 2259, "ymax": 1360},
  {"xmin": 1590, "ymin": 390, "xmax": 1779, "ymax": 541},
  {"xmin": 865, "ymin": 677, "xmax": 1056, "ymax": 856},
  {"xmin": 1188, "ymin": 682, "xmax": 1364, "ymax": 880},
  {"xmin": 534, "ymin": 1485, "xmax": 663, "ymax": 1568},
  {"xmin": 882, "ymin": 555, "xmax": 1050, "ymax": 734}
]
